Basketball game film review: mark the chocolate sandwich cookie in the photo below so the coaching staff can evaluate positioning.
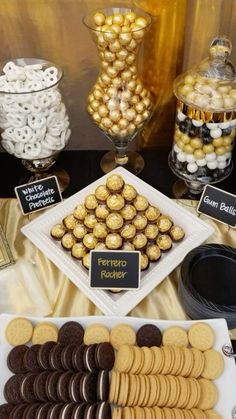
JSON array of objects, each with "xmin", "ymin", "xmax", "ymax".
[
  {"xmin": 95, "ymin": 402, "xmax": 111, "ymax": 419},
  {"xmin": 47, "ymin": 403, "xmax": 64, "ymax": 419},
  {"xmin": 95, "ymin": 343, "xmax": 115, "ymax": 371},
  {"xmin": 80, "ymin": 373, "xmax": 98, "ymax": 403},
  {"xmin": 57, "ymin": 372, "xmax": 74, "ymax": 402},
  {"xmin": 61, "ymin": 344, "xmax": 77, "ymax": 371},
  {"xmin": 9, "ymin": 404, "xmax": 28, "ymax": 419},
  {"xmin": 49, "ymin": 344, "xmax": 65, "ymax": 371},
  {"xmin": 7, "ymin": 345, "xmax": 28, "ymax": 374},
  {"xmin": 83, "ymin": 345, "xmax": 98, "ymax": 372},
  {"xmin": 0, "ymin": 403, "xmax": 14, "ymax": 419},
  {"xmin": 72, "ymin": 344, "xmax": 87, "ymax": 371},
  {"xmin": 69, "ymin": 372, "xmax": 83, "ymax": 402},
  {"xmin": 33, "ymin": 371, "xmax": 51, "ymax": 402},
  {"xmin": 71, "ymin": 402, "xmax": 87, "ymax": 419},
  {"xmin": 46, "ymin": 372, "xmax": 61, "ymax": 402},
  {"xmin": 84, "ymin": 403, "xmax": 98, "ymax": 419},
  {"xmin": 35, "ymin": 403, "xmax": 53, "ymax": 419},
  {"xmin": 97, "ymin": 370, "xmax": 109, "ymax": 402},
  {"xmin": 58, "ymin": 322, "xmax": 84, "ymax": 346},
  {"xmin": 22, "ymin": 403, "xmax": 41, "ymax": 419},
  {"xmin": 20, "ymin": 373, "xmax": 38, "ymax": 403},
  {"xmin": 4, "ymin": 374, "xmax": 25, "ymax": 405},
  {"xmin": 136, "ymin": 324, "xmax": 162, "ymax": 347},
  {"xmin": 58, "ymin": 403, "xmax": 77, "ymax": 419},
  {"xmin": 23, "ymin": 345, "xmax": 42, "ymax": 373},
  {"xmin": 38, "ymin": 341, "xmax": 57, "ymax": 370}
]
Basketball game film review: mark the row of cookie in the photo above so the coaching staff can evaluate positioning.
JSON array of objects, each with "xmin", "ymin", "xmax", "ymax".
[{"xmin": 112, "ymin": 406, "xmax": 220, "ymax": 419}]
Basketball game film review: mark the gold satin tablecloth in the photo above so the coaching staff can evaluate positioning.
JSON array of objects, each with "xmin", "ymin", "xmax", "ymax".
[{"xmin": 0, "ymin": 198, "xmax": 236, "ymax": 335}]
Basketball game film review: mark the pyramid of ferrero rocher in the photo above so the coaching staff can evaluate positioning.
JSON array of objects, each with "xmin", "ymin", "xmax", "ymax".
[
  {"xmin": 50, "ymin": 174, "xmax": 185, "ymax": 274},
  {"xmin": 87, "ymin": 9, "xmax": 153, "ymax": 138}
]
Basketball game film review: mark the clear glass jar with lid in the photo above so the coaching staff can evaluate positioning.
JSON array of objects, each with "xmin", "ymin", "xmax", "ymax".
[{"xmin": 169, "ymin": 35, "xmax": 235, "ymax": 195}]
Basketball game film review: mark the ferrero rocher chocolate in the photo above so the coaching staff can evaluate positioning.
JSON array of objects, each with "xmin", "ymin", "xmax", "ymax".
[
  {"xmin": 73, "ymin": 223, "xmax": 87, "ymax": 240},
  {"xmin": 134, "ymin": 195, "xmax": 149, "ymax": 212},
  {"xmin": 105, "ymin": 233, "xmax": 122, "ymax": 249},
  {"xmin": 157, "ymin": 215, "xmax": 173, "ymax": 233},
  {"xmin": 85, "ymin": 194, "xmax": 98, "ymax": 211},
  {"xmin": 140, "ymin": 253, "xmax": 150, "ymax": 271},
  {"xmin": 106, "ymin": 193, "xmax": 125, "ymax": 211},
  {"xmin": 120, "ymin": 204, "xmax": 137, "ymax": 221},
  {"xmin": 71, "ymin": 242, "xmax": 87, "ymax": 259},
  {"xmin": 106, "ymin": 213, "xmax": 124, "ymax": 231},
  {"xmin": 83, "ymin": 233, "xmax": 98, "ymax": 250},
  {"xmin": 93, "ymin": 222, "xmax": 108, "ymax": 240},
  {"xmin": 169, "ymin": 225, "xmax": 185, "ymax": 241},
  {"xmin": 106, "ymin": 174, "xmax": 124, "ymax": 192},
  {"xmin": 146, "ymin": 244, "xmax": 161, "ymax": 262},
  {"xmin": 63, "ymin": 214, "xmax": 78, "ymax": 230},
  {"xmin": 50, "ymin": 173, "xmax": 185, "ymax": 279},
  {"xmin": 50, "ymin": 223, "xmax": 67, "ymax": 240},
  {"xmin": 73, "ymin": 204, "xmax": 87, "ymax": 221},
  {"xmin": 95, "ymin": 185, "xmax": 110, "ymax": 202},
  {"xmin": 157, "ymin": 234, "xmax": 172, "ymax": 251},
  {"xmin": 145, "ymin": 206, "xmax": 161, "ymax": 222},
  {"xmin": 61, "ymin": 233, "xmax": 77, "ymax": 250}
]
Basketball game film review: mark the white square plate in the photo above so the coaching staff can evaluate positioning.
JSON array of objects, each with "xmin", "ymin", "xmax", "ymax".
[
  {"xmin": 21, "ymin": 168, "xmax": 214, "ymax": 316},
  {"xmin": 0, "ymin": 314, "xmax": 235, "ymax": 418}
]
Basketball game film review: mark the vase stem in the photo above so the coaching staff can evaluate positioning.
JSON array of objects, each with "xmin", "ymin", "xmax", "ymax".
[{"xmin": 115, "ymin": 145, "xmax": 129, "ymax": 165}]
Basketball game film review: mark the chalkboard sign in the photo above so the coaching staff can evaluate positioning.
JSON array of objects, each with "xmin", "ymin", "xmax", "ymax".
[
  {"xmin": 90, "ymin": 250, "xmax": 140, "ymax": 290},
  {"xmin": 15, "ymin": 176, "xmax": 62, "ymax": 215},
  {"xmin": 197, "ymin": 185, "xmax": 236, "ymax": 228}
]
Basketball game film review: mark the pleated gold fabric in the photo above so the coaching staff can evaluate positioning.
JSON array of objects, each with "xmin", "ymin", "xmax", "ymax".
[{"xmin": 0, "ymin": 198, "xmax": 235, "ymax": 337}]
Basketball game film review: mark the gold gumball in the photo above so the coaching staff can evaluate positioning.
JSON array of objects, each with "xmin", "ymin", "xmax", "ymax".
[
  {"xmin": 131, "ymin": 25, "xmax": 145, "ymax": 40},
  {"xmin": 93, "ymin": 112, "xmax": 101, "ymax": 123},
  {"xmin": 142, "ymin": 109, "xmax": 150, "ymax": 120},
  {"xmin": 94, "ymin": 12, "xmax": 106, "ymax": 26},
  {"xmin": 103, "ymin": 94, "xmax": 110, "ymax": 102},
  {"xmin": 177, "ymin": 140, "xmax": 185, "ymax": 150},
  {"xmin": 121, "ymin": 70, "xmax": 132, "ymax": 81},
  {"xmin": 101, "ymin": 61, "xmax": 109, "ymax": 70},
  {"xmin": 113, "ymin": 13, "xmax": 124, "ymax": 26},
  {"xmin": 119, "ymin": 118, "xmax": 129, "ymax": 129},
  {"xmin": 101, "ymin": 117, "xmax": 113, "ymax": 129},
  {"xmin": 103, "ymin": 29, "xmax": 117, "ymax": 43},
  {"xmin": 121, "ymin": 90, "xmax": 131, "ymax": 102},
  {"xmin": 135, "ymin": 83, "xmax": 142, "ymax": 95},
  {"xmin": 113, "ymin": 77, "xmax": 122, "ymax": 88},
  {"xmin": 111, "ymin": 24, "xmax": 121, "ymax": 35},
  {"xmin": 126, "ymin": 39, "xmax": 137, "ymax": 51},
  {"xmin": 134, "ymin": 114, "xmax": 143, "ymax": 126},
  {"xmin": 215, "ymin": 146, "xmax": 226, "ymax": 155},
  {"xmin": 93, "ymin": 89, "xmax": 103, "ymax": 100},
  {"xmin": 119, "ymin": 32, "xmax": 132, "ymax": 46},
  {"xmin": 108, "ymin": 98, "xmax": 119, "ymax": 110},
  {"xmin": 181, "ymin": 134, "xmax": 190, "ymax": 144},
  {"xmin": 90, "ymin": 99, "xmax": 100, "ymax": 111},
  {"xmin": 116, "ymin": 49, "xmax": 128, "ymax": 61},
  {"xmin": 109, "ymin": 40, "xmax": 121, "ymax": 53},
  {"xmin": 124, "ymin": 108, "xmax": 136, "ymax": 121},
  {"xmin": 142, "ymin": 97, "xmax": 151, "ymax": 109},
  {"xmin": 135, "ymin": 101, "xmax": 145, "ymax": 114},
  {"xmin": 223, "ymin": 136, "xmax": 233, "ymax": 146},
  {"xmin": 97, "ymin": 34, "xmax": 107, "ymax": 48},
  {"xmin": 212, "ymin": 137, "xmax": 223, "ymax": 147},
  {"xmin": 127, "ymin": 80, "xmax": 136, "ymax": 91},
  {"xmin": 126, "ymin": 53, "xmax": 136, "ymax": 65},
  {"xmin": 184, "ymin": 144, "xmax": 194, "ymax": 154},
  {"xmin": 127, "ymin": 123, "xmax": 136, "ymax": 135},
  {"xmin": 190, "ymin": 138, "xmax": 202, "ymax": 149},
  {"xmin": 107, "ymin": 86, "xmax": 117, "ymax": 98},
  {"xmin": 135, "ymin": 17, "xmax": 148, "ymax": 28},
  {"xmin": 140, "ymin": 88, "xmax": 147, "ymax": 98},
  {"xmin": 87, "ymin": 105, "xmax": 93, "ymax": 115},
  {"xmin": 130, "ymin": 95, "xmax": 139, "ymax": 105},
  {"xmin": 125, "ymin": 11, "xmax": 136, "ymax": 24},
  {"xmin": 88, "ymin": 93, "xmax": 95, "ymax": 103},
  {"xmin": 98, "ymin": 104, "xmax": 109, "ymax": 117},
  {"xmin": 106, "ymin": 66, "xmax": 119, "ymax": 78},
  {"xmin": 120, "ymin": 101, "xmax": 129, "ymax": 112},
  {"xmin": 111, "ymin": 124, "xmax": 120, "ymax": 135},
  {"xmin": 110, "ymin": 109, "xmax": 121, "ymax": 122},
  {"xmin": 225, "ymin": 144, "xmax": 233, "ymax": 152},
  {"xmin": 194, "ymin": 149, "xmax": 205, "ymax": 159},
  {"xmin": 104, "ymin": 50, "xmax": 116, "ymax": 62},
  {"xmin": 203, "ymin": 144, "xmax": 214, "ymax": 154},
  {"xmin": 184, "ymin": 74, "xmax": 195, "ymax": 85},
  {"xmin": 105, "ymin": 16, "xmax": 113, "ymax": 26},
  {"xmin": 120, "ymin": 128, "xmax": 128, "ymax": 137},
  {"xmin": 113, "ymin": 60, "xmax": 126, "ymax": 71},
  {"xmin": 101, "ymin": 24, "xmax": 109, "ymax": 33},
  {"xmin": 101, "ymin": 73, "xmax": 111, "ymax": 85}
]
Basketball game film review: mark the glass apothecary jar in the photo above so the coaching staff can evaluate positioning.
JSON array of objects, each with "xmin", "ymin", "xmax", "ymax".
[{"xmin": 169, "ymin": 36, "xmax": 236, "ymax": 195}]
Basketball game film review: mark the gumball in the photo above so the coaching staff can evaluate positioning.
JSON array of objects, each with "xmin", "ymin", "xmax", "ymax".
[
  {"xmin": 194, "ymin": 149, "xmax": 205, "ymax": 160},
  {"xmin": 107, "ymin": 87, "xmax": 117, "ymax": 98},
  {"xmin": 110, "ymin": 110, "xmax": 121, "ymax": 122},
  {"xmin": 215, "ymin": 146, "xmax": 226, "ymax": 155},
  {"xmin": 127, "ymin": 80, "xmax": 137, "ymax": 91},
  {"xmin": 190, "ymin": 138, "xmax": 202, "ymax": 149},
  {"xmin": 218, "ymin": 161, "xmax": 227, "ymax": 169},
  {"xmin": 223, "ymin": 136, "xmax": 233, "ymax": 146},
  {"xmin": 119, "ymin": 118, "xmax": 129, "ymax": 129},
  {"xmin": 134, "ymin": 114, "xmax": 143, "ymax": 126},
  {"xmin": 103, "ymin": 29, "xmax": 117, "ymax": 43},
  {"xmin": 111, "ymin": 24, "xmax": 121, "ymax": 35},
  {"xmin": 210, "ymin": 128, "xmax": 222, "ymax": 138},
  {"xmin": 116, "ymin": 49, "xmax": 128, "ymax": 61},
  {"xmin": 113, "ymin": 77, "xmax": 122, "ymax": 88},
  {"xmin": 94, "ymin": 12, "xmax": 106, "ymax": 26},
  {"xmin": 121, "ymin": 90, "xmax": 131, "ymax": 102},
  {"xmin": 105, "ymin": 16, "xmax": 113, "ymax": 26},
  {"xmin": 135, "ymin": 17, "xmax": 148, "ymax": 28},
  {"xmin": 121, "ymin": 70, "xmax": 132, "ymax": 81},
  {"xmin": 88, "ymin": 93, "xmax": 95, "ymax": 103},
  {"xmin": 131, "ymin": 25, "xmax": 145, "ymax": 40},
  {"xmin": 212, "ymin": 137, "xmax": 223, "ymax": 147},
  {"xmin": 186, "ymin": 154, "xmax": 195, "ymax": 163},
  {"xmin": 177, "ymin": 152, "xmax": 186, "ymax": 162},
  {"xmin": 111, "ymin": 124, "xmax": 120, "ymax": 134},
  {"xmin": 126, "ymin": 53, "xmax": 136, "ymax": 65},
  {"xmin": 104, "ymin": 50, "xmax": 116, "ymax": 62},
  {"xmin": 129, "ymin": 65, "xmax": 138, "ymax": 76},
  {"xmin": 98, "ymin": 104, "xmax": 109, "ymax": 117},
  {"xmin": 119, "ymin": 32, "xmax": 132, "ymax": 45},
  {"xmin": 125, "ymin": 11, "xmax": 136, "ymax": 23},
  {"xmin": 185, "ymin": 91, "xmax": 197, "ymax": 104},
  {"xmin": 101, "ymin": 117, "xmax": 112, "ymax": 128},
  {"xmin": 124, "ymin": 108, "xmax": 136, "ymax": 121},
  {"xmin": 178, "ymin": 84, "xmax": 193, "ymax": 96},
  {"xmin": 109, "ymin": 40, "xmax": 122, "ymax": 53},
  {"xmin": 184, "ymin": 74, "xmax": 195, "ymax": 85},
  {"xmin": 127, "ymin": 123, "xmax": 136, "ymax": 134},
  {"xmin": 176, "ymin": 140, "xmax": 184, "ymax": 150},
  {"xmin": 120, "ymin": 101, "xmax": 129, "ymax": 112},
  {"xmin": 187, "ymin": 163, "xmax": 198, "ymax": 173},
  {"xmin": 113, "ymin": 13, "xmax": 124, "ymax": 26},
  {"xmin": 113, "ymin": 60, "xmax": 126, "ymax": 71},
  {"xmin": 184, "ymin": 144, "xmax": 194, "ymax": 154},
  {"xmin": 205, "ymin": 152, "xmax": 216, "ymax": 162},
  {"xmin": 91, "ymin": 99, "xmax": 100, "ymax": 111},
  {"xmin": 106, "ymin": 66, "xmax": 119, "ymax": 78},
  {"xmin": 142, "ymin": 97, "xmax": 151, "ymax": 109},
  {"xmin": 224, "ymin": 96, "xmax": 234, "ymax": 108},
  {"xmin": 207, "ymin": 161, "xmax": 218, "ymax": 170},
  {"xmin": 108, "ymin": 98, "xmax": 119, "ymax": 111},
  {"xmin": 126, "ymin": 39, "xmax": 137, "ymax": 51},
  {"xmin": 135, "ymin": 101, "xmax": 145, "ymax": 114},
  {"xmin": 142, "ymin": 110, "xmax": 150, "ymax": 120},
  {"xmin": 101, "ymin": 61, "xmax": 109, "ymax": 70},
  {"xmin": 194, "ymin": 94, "xmax": 209, "ymax": 108},
  {"xmin": 103, "ymin": 94, "xmax": 110, "ymax": 102},
  {"xmin": 93, "ymin": 89, "xmax": 103, "ymax": 100},
  {"xmin": 196, "ymin": 158, "xmax": 207, "ymax": 167},
  {"xmin": 87, "ymin": 105, "xmax": 93, "ymax": 115},
  {"xmin": 212, "ymin": 97, "xmax": 223, "ymax": 109},
  {"xmin": 93, "ymin": 112, "xmax": 101, "ymax": 123},
  {"xmin": 97, "ymin": 34, "xmax": 107, "ymax": 48},
  {"xmin": 119, "ymin": 128, "xmax": 128, "ymax": 137},
  {"xmin": 135, "ymin": 83, "xmax": 143, "ymax": 95},
  {"xmin": 218, "ymin": 85, "xmax": 231, "ymax": 93},
  {"xmin": 203, "ymin": 144, "xmax": 214, "ymax": 154},
  {"xmin": 101, "ymin": 73, "xmax": 111, "ymax": 85},
  {"xmin": 225, "ymin": 145, "xmax": 233, "ymax": 152},
  {"xmin": 130, "ymin": 95, "xmax": 139, "ymax": 105}
]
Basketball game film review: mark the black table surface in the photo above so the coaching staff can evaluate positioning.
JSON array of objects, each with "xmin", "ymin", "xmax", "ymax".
[{"xmin": 0, "ymin": 148, "xmax": 236, "ymax": 198}]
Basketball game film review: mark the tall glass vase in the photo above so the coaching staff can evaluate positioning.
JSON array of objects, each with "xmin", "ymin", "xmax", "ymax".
[{"xmin": 83, "ymin": 7, "xmax": 153, "ymax": 174}]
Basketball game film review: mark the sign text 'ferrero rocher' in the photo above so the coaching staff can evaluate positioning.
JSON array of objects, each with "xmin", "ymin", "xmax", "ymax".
[{"xmin": 90, "ymin": 250, "xmax": 140, "ymax": 290}]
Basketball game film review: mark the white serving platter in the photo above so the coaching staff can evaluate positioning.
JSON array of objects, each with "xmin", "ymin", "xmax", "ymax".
[
  {"xmin": 0, "ymin": 314, "xmax": 235, "ymax": 418},
  {"xmin": 21, "ymin": 167, "xmax": 214, "ymax": 316}
]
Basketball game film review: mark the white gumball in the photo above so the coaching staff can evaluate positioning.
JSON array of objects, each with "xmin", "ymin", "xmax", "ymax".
[
  {"xmin": 192, "ymin": 119, "xmax": 203, "ymax": 127},
  {"xmin": 186, "ymin": 154, "xmax": 196, "ymax": 163},
  {"xmin": 205, "ymin": 152, "xmax": 216, "ymax": 162},
  {"xmin": 187, "ymin": 162, "xmax": 198, "ymax": 173},
  {"xmin": 207, "ymin": 161, "xmax": 218, "ymax": 170},
  {"xmin": 210, "ymin": 128, "xmax": 222, "ymax": 138},
  {"xmin": 177, "ymin": 152, "xmax": 186, "ymax": 162},
  {"xmin": 218, "ymin": 161, "xmax": 227, "ymax": 169},
  {"xmin": 174, "ymin": 144, "xmax": 181, "ymax": 153},
  {"xmin": 225, "ymin": 152, "xmax": 232, "ymax": 159},
  {"xmin": 231, "ymin": 119, "xmax": 236, "ymax": 127},
  {"xmin": 219, "ymin": 121, "xmax": 230, "ymax": 129},
  {"xmin": 217, "ymin": 154, "xmax": 227, "ymax": 162},
  {"xmin": 206, "ymin": 122, "xmax": 218, "ymax": 129},
  {"xmin": 177, "ymin": 111, "xmax": 186, "ymax": 122},
  {"xmin": 196, "ymin": 159, "xmax": 207, "ymax": 167}
]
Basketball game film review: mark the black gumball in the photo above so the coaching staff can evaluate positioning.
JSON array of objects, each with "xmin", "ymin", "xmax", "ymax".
[
  {"xmin": 188, "ymin": 126, "xmax": 199, "ymax": 138},
  {"xmin": 202, "ymin": 136, "xmax": 212, "ymax": 145},
  {"xmin": 179, "ymin": 121, "xmax": 187, "ymax": 133},
  {"xmin": 199, "ymin": 124, "xmax": 210, "ymax": 138},
  {"xmin": 222, "ymin": 127, "xmax": 232, "ymax": 136},
  {"xmin": 185, "ymin": 117, "xmax": 192, "ymax": 130}
]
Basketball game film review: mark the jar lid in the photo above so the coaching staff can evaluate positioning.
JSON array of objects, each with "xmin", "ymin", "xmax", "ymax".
[{"xmin": 174, "ymin": 36, "xmax": 236, "ymax": 112}]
